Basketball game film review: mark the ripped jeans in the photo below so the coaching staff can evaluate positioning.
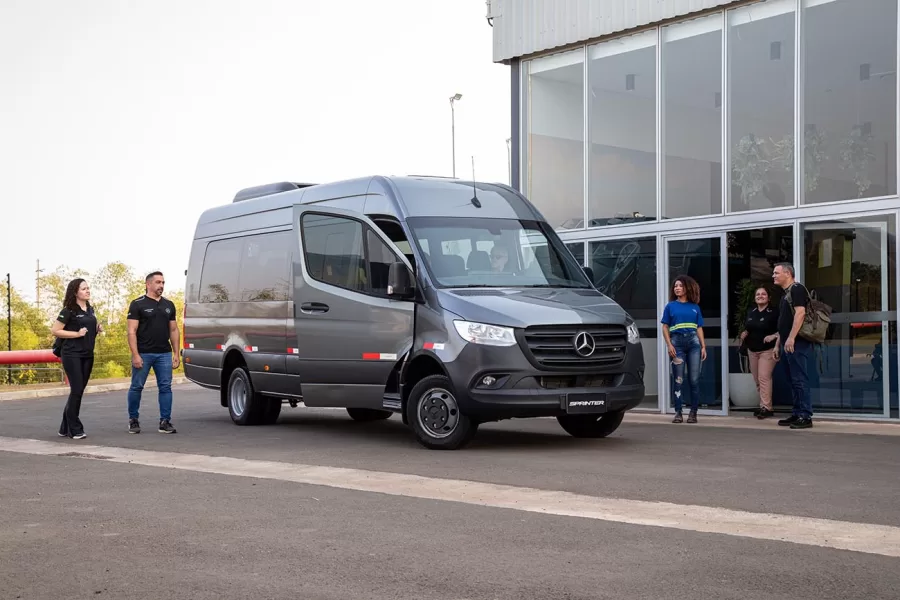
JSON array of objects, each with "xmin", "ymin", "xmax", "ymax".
[{"xmin": 670, "ymin": 330, "xmax": 702, "ymax": 413}]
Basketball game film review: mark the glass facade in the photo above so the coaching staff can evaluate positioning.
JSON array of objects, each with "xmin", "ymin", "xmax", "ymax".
[
  {"xmin": 519, "ymin": 0, "xmax": 900, "ymax": 419},
  {"xmin": 663, "ymin": 15, "xmax": 723, "ymax": 219}
]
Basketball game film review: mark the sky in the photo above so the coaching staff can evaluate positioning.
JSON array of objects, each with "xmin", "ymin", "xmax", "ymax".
[{"xmin": 0, "ymin": 0, "xmax": 510, "ymax": 301}]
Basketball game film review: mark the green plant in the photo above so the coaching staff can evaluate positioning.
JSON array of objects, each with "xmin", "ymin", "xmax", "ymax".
[
  {"xmin": 839, "ymin": 125, "xmax": 876, "ymax": 197},
  {"xmin": 732, "ymin": 135, "xmax": 770, "ymax": 207},
  {"xmin": 771, "ymin": 127, "xmax": 828, "ymax": 192},
  {"xmin": 732, "ymin": 278, "xmax": 757, "ymax": 340}
]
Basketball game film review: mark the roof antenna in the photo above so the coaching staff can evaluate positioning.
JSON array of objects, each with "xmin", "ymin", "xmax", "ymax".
[{"xmin": 470, "ymin": 155, "xmax": 481, "ymax": 208}]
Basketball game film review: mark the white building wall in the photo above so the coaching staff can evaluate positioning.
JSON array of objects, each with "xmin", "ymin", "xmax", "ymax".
[{"xmin": 490, "ymin": 0, "xmax": 745, "ymax": 62}]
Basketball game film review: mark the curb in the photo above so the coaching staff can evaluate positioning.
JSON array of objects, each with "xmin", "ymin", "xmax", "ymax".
[
  {"xmin": 623, "ymin": 411, "xmax": 900, "ymax": 437},
  {"xmin": 0, "ymin": 377, "xmax": 190, "ymax": 402}
]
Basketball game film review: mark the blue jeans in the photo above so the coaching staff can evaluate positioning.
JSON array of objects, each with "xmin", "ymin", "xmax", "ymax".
[
  {"xmin": 782, "ymin": 338, "xmax": 813, "ymax": 419},
  {"xmin": 128, "ymin": 353, "xmax": 173, "ymax": 421},
  {"xmin": 670, "ymin": 331, "xmax": 702, "ymax": 413}
]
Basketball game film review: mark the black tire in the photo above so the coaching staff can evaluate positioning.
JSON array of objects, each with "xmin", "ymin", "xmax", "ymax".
[
  {"xmin": 346, "ymin": 408, "xmax": 392, "ymax": 422},
  {"xmin": 260, "ymin": 398, "xmax": 282, "ymax": 425},
  {"xmin": 556, "ymin": 411, "xmax": 625, "ymax": 438},
  {"xmin": 227, "ymin": 367, "xmax": 266, "ymax": 426},
  {"xmin": 405, "ymin": 375, "xmax": 477, "ymax": 450}
]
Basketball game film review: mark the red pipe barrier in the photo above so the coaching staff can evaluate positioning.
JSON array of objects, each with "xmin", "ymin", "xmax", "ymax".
[{"xmin": 0, "ymin": 350, "xmax": 61, "ymax": 365}]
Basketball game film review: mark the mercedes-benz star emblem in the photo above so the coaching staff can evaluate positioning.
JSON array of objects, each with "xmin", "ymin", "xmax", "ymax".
[{"xmin": 573, "ymin": 331, "xmax": 596, "ymax": 357}]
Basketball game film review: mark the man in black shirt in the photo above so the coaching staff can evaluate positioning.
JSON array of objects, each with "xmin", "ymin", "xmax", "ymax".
[
  {"xmin": 773, "ymin": 262, "xmax": 813, "ymax": 429},
  {"xmin": 126, "ymin": 271, "xmax": 180, "ymax": 434}
]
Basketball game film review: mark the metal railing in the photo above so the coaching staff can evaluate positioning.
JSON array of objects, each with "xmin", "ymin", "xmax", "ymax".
[
  {"xmin": 0, "ymin": 350, "xmax": 185, "ymax": 387},
  {"xmin": 0, "ymin": 350, "xmax": 63, "ymax": 386}
]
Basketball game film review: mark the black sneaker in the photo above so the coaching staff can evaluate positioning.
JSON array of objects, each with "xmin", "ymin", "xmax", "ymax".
[
  {"xmin": 778, "ymin": 415, "xmax": 800, "ymax": 427},
  {"xmin": 790, "ymin": 418, "xmax": 813, "ymax": 430},
  {"xmin": 158, "ymin": 419, "xmax": 177, "ymax": 434},
  {"xmin": 128, "ymin": 419, "xmax": 141, "ymax": 434},
  {"xmin": 757, "ymin": 409, "xmax": 775, "ymax": 420}
]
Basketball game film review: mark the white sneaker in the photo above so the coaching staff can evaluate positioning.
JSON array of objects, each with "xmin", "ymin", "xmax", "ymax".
[{"xmin": 72, "ymin": 433, "xmax": 87, "ymax": 440}]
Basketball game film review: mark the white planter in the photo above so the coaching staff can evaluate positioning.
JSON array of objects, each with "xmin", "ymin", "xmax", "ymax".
[{"xmin": 729, "ymin": 373, "xmax": 759, "ymax": 408}]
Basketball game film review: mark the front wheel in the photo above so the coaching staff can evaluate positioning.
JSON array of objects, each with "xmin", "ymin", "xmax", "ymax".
[
  {"xmin": 405, "ymin": 375, "xmax": 478, "ymax": 450},
  {"xmin": 556, "ymin": 411, "xmax": 625, "ymax": 438}
]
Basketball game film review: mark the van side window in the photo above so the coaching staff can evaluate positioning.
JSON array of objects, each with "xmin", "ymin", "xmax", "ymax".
[
  {"xmin": 239, "ymin": 231, "xmax": 292, "ymax": 301},
  {"xmin": 366, "ymin": 230, "xmax": 402, "ymax": 297},
  {"xmin": 373, "ymin": 219, "xmax": 416, "ymax": 269},
  {"xmin": 301, "ymin": 214, "xmax": 367, "ymax": 293},
  {"xmin": 200, "ymin": 237, "xmax": 243, "ymax": 302}
]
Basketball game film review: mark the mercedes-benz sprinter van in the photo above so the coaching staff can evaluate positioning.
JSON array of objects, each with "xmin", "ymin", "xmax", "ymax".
[{"xmin": 183, "ymin": 176, "xmax": 645, "ymax": 449}]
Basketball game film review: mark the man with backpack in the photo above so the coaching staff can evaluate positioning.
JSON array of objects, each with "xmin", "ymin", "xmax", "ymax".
[{"xmin": 773, "ymin": 262, "xmax": 816, "ymax": 429}]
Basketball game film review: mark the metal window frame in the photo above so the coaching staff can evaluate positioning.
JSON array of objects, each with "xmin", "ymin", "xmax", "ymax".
[
  {"xmin": 658, "ymin": 231, "xmax": 730, "ymax": 417},
  {"xmin": 797, "ymin": 210, "xmax": 898, "ymax": 420}
]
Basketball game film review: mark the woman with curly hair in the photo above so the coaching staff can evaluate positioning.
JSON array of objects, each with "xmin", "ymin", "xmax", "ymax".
[
  {"xmin": 50, "ymin": 278, "xmax": 102, "ymax": 439},
  {"xmin": 660, "ymin": 275, "xmax": 707, "ymax": 424}
]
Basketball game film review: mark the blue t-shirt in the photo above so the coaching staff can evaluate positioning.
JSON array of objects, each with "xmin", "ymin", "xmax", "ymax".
[{"xmin": 661, "ymin": 300, "xmax": 704, "ymax": 333}]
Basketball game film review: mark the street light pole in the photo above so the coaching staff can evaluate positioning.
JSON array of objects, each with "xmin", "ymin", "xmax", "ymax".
[{"xmin": 450, "ymin": 93, "xmax": 462, "ymax": 177}]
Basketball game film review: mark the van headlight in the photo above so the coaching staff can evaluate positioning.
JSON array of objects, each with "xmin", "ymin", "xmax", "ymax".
[
  {"xmin": 626, "ymin": 320, "xmax": 640, "ymax": 344},
  {"xmin": 453, "ymin": 321, "xmax": 517, "ymax": 347}
]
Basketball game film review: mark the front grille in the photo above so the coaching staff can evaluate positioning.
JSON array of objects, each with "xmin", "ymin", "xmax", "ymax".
[
  {"xmin": 522, "ymin": 325, "xmax": 627, "ymax": 370},
  {"xmin": 538, "ymin": 375, "xmax": 614, "ymax": 389}
]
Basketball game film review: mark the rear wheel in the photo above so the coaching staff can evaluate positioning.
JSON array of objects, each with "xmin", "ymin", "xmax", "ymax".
[
  {"xmin": 346, "ymin": 408, "xmax": 392, "ymax": 422},
  {"xmin": 556, "ymin": 411, "xmax": 625, "ymax": 438},
  {"xmin": 406, "ymin": 375, "xmax": 477, "ymax": 450},
  {"xmin": 227, "ymin": 367, "xmax": 266, "ymax": 426},
  {"xmin": 260, "ymin": 398, "xmax": 282, "ymax": 425}
]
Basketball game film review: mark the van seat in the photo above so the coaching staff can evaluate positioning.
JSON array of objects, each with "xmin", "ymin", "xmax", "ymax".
[
  {"xmin": 431, "ymin": 253, "xmax": 465, "ymax": 278},
  {"xmin": 467, "ymin": 250, "xmax": 491, "ymax": 272}
]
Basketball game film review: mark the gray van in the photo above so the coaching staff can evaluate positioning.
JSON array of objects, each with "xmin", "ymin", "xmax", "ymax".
[{"xmin": 183, "ymin": 176, "xmax": 645, "ymax": 449}]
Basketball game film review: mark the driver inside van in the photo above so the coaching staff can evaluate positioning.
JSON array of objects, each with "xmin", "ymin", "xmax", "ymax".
[{"xmin": 490, "ymin": 245, "xmax": 509, "ymax": 273}]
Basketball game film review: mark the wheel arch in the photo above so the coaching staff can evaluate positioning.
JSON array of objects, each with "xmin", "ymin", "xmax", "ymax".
[
  {"xmin": 400, "ymin": 353, "xmax": 449, "ymax": 424},
  {"xmin": 220, "ymin": 349, "xmax": 247, "ymax": 407}
]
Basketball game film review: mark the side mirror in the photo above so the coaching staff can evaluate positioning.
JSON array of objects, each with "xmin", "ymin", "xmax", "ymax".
[
  {"xmin": 583, "ymin": 266, "xmax": 595, "ymax": 282},
  {"xmin": 387, "ymin": 262, "xmax": 414, "ymax": 299}
]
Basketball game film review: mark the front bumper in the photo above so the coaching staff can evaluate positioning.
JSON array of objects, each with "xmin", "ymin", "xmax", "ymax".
[{"xmin": 443, "ymin": 341, "xmax": 646, "ymax": 421}]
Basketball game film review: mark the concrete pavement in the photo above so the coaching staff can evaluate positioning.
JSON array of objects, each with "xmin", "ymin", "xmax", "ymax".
[{"xmin": 1, "ymin": 386, "xmax": 899, "ymax": 599}]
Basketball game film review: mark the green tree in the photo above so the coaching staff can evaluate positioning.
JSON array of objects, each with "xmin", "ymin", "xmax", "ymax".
[{"xmin": 0, "ymin": 280, "xmax": 55, "ymax": 384}]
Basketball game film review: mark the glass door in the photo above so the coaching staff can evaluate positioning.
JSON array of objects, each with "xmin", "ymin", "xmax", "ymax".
[
  {"xmin": 660, "ymin": 234, "xmax": 728, "ymax": 415},
  {"xmin": 799, "ymin": 217, "xmax": 896, "ymax": 418}
]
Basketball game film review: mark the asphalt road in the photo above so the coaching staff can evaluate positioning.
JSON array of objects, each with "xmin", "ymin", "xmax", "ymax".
[{"xmin": 1, "ymin": 385, "xmax": 899, "ymax": 599}]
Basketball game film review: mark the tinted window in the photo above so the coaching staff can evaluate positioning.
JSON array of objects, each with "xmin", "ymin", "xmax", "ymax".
[
  {"xmin": 238, "ymin": 232, "xmax": 292, "ymax": 301},
  {"xmin": 301, "ymin": 214, "xmax": 366, "ymax": 293},
  {"xmin": 200, "ymin": 237, "xmax": 243, "ymax": 303},
  {"xmin": 367, "ymin": 230, "xmax": 402, "ymax": 296}
]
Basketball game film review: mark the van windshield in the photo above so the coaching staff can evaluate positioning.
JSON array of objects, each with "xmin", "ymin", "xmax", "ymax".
[{"xmin": 406, "ymin": 217, "xmax": 592, "ymax": 289}]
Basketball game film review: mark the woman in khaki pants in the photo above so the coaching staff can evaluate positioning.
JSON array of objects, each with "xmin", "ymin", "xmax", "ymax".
[{"xmin": 739, "ymin": 286, "xmax": 780, "ymax": 419}]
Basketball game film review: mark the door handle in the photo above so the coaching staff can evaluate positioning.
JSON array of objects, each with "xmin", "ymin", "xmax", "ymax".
[{"xmin": 300, "ymin": 302, "xmax": 329, "ymax": 314}]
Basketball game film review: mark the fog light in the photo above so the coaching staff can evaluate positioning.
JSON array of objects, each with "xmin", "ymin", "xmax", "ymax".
[{"xmin": 482, "ymin": 376, "xmax": 496, "ymax": 387}]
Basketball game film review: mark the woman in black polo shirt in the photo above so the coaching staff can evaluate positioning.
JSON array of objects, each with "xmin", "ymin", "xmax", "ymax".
[
  {"xmin": 739, "ymin": 286, "xmax": 780, "ymax": 419},
  {"xmin": 51, "ymin": 278, "xmax": 102, "ymax": 439}
]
